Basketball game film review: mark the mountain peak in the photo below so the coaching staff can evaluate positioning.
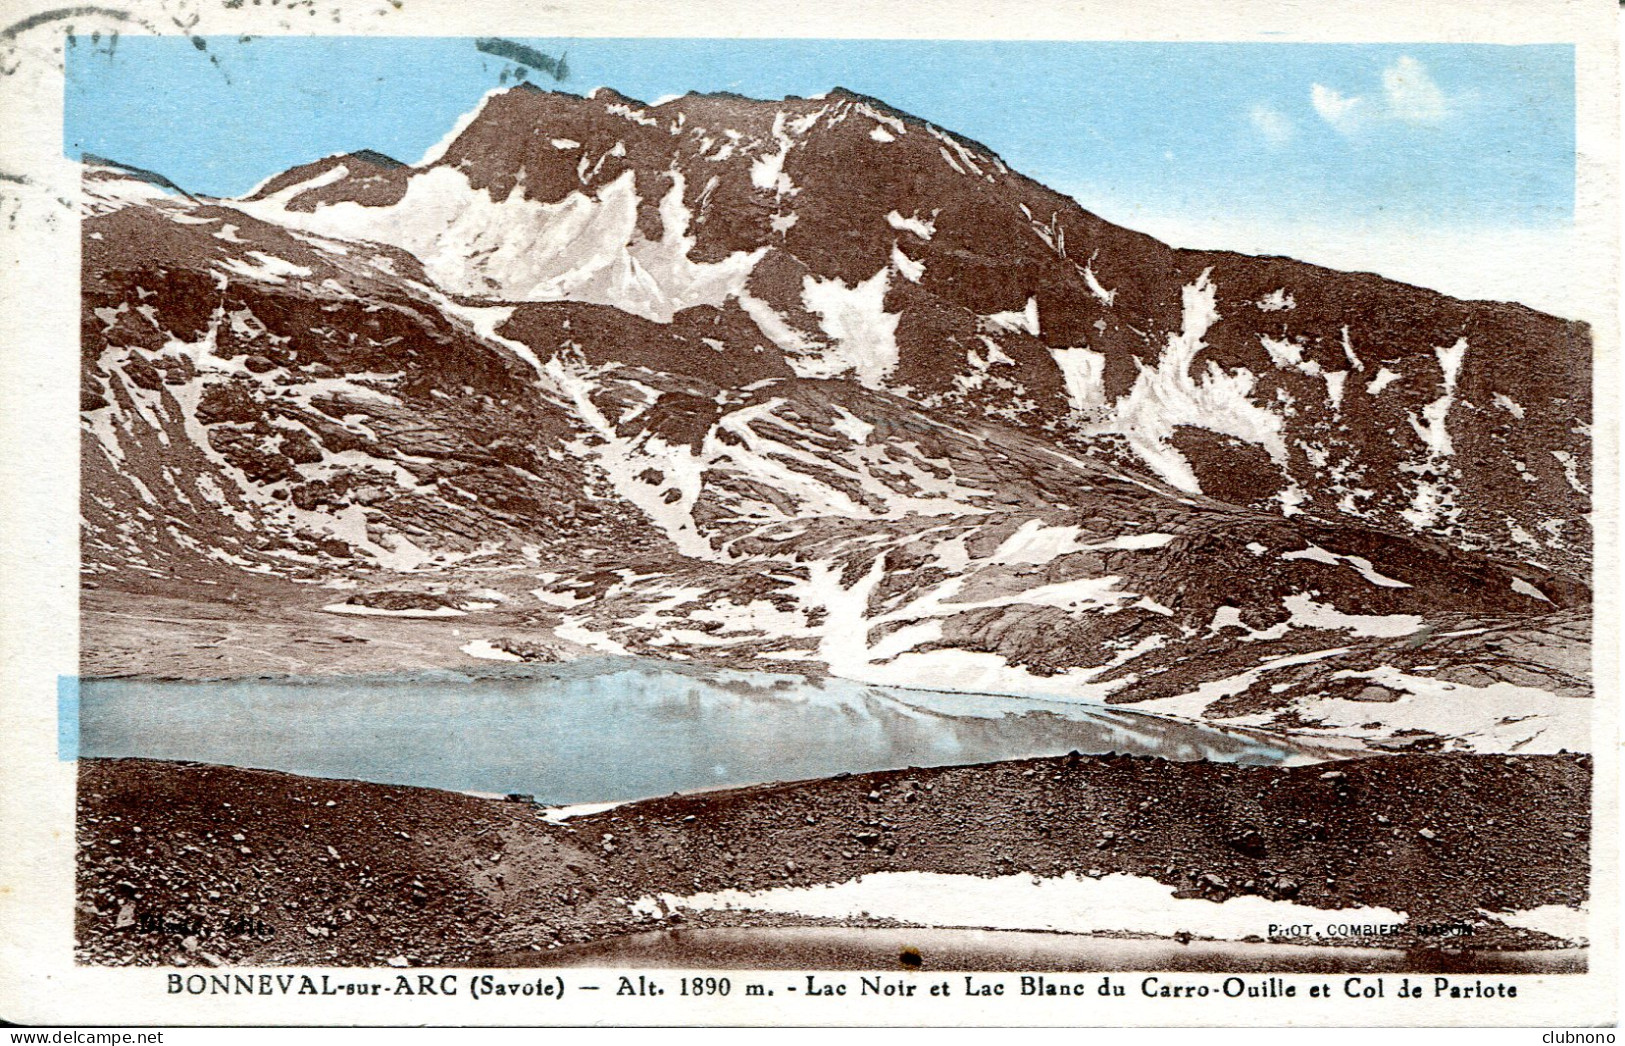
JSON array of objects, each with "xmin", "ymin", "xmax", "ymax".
[
  {"xmin": 78, "ymin": 74, "xmax": 1594, "ymax": 763},
  {"xmin": 585, "ymin": 85, "xmax": 646, "ymax": 107},
  {"xmin": 821, "ymin": 85, "xmax": 886, "ymax": 106},
  {"xmin": 347, "ymin": 148, "xmax": 406, "ymax": 170},
  {"xmin": 81, "ymin": 153, "xmax": 194, "ymax": 199},
  {"xmin": 211, "ymin": 80, "xmax": 1591, "ymax": 586},
  {"xmin": 240, "ymin": 148, "xmax": 409, "ymax": 208}
]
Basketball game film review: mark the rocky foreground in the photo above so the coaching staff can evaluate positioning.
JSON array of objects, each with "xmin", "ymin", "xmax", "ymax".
[{"xmin": 78, "ymin": 753, "xmax": 1589, "ymax": 967}]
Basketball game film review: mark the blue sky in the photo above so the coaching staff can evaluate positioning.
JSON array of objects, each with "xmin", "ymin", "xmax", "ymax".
[{"xmin": 65, "ymin": 36, "xmax": 1573, "ymax": 235}]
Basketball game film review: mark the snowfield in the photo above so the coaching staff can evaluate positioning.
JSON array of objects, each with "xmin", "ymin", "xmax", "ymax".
[{"xmin": 631, "ymin": 870, "xmax": 1411, "ymax": 941}]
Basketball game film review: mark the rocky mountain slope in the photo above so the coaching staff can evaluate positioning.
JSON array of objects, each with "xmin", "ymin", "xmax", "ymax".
[{"xmin": 79, "ymin": 86, "xmax": 1592, "ymax": 754}]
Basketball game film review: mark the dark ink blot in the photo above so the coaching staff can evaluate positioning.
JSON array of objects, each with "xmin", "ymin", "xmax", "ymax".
[
  {"xmin": 898, "ymin": 947, "xmax": 924, "ymax": 969},
  {"xmin": 474, "ymin": 38, "xmax": 568, "ymax": 82}
]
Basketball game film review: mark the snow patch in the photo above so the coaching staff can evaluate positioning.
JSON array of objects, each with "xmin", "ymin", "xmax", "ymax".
[
  {"xmin": 633, "ymin": 870, "xmax": 1407, "ymax": 941},
  {"xmin": 985, "ymin": 297, "xmax": 1040, "ymax": 337},
  {"xmin": 828, "ymin": 405, "xmax": 874, "ymax": 443},
  {"xmin": 889, "ymin": 242, "xmax": 925, "ymax": 283},
  {"xmin": 1082, "ymin": 260, "xmax": 1116, "ymax": 306},
  {"xmin": 750, "ymin": 112, "xmax": 797, "ymax": 196},
  {"xmin": 796, "ymin": 267, "xmax": 900, "ymax": 388},
  {"xmin": 605, "ymin": 102, "xmax": 657, "ymax": 127},
  {"xmin": 1085, "ymin": 271, "xmax": 1286, "ymax": 493},
  {"xmin": 546, "ymin": 360, "xmax": 717, "ymax": 560},
  {"xmin": 1408, "ymin": 339, "xmax": 1467, "ymax": 458},
  {"xmin": 1484, "ymin": 904, "xmax": 1588, "ymax": 943},
  {"xmin": 1323, "ymin": 371, "xmax": 1347, "ymax": 409},
  {"xmin": 1282, "ymin": 593, "xmax": 1424, "ymax": 638},
  {"xmin": 461, "ymin": 639, "xmax": 522, "ymax": 661},
  {"xmin": 217, "ymin": 251, "xmax": 312, "ymax": 286},
  {"xmin": 1258, "ymin": 335, "xmax": 1348, "ymax": 408},
  {"xmin": 555, "ymin": 616, "xmax": 632, "ymax": 655},
  {"xmin": 240, "ymin": 166, "xmax": 766, "ymax": 324},
  {"xmin": 987, "ymin": 521, "xmax": 1087, "ymax": 566},
  {"xmin": 930, "ymin": 128, "xmax": 985, "ymax": 176},
  {"xmin": 885, "ymin": 210, "xmax": 935, "ymax": 240},
  {"xmin": 81, "ymin": 167, "xmax": 180, "ymax": 214},
  {"xmin": 1318, "ymin": 666, "xmax": 1589, "ymax": 754},
  {"xmin": 1511, "ymin": 578, "xmax": 1552, "ymax": 602},
  {"xmin": 539, "ymin": 800, "xmax": 628, "ymax": 824},
  {"xmin": 1340, "ymin": 327, "xmax": 1364, "ymax": 371},
  {"xmin": 737, "ymin": 309, "xmax": 816, "ymax": 376},
  {"xmin": 1282, "ymin": 543, "xmax": 1411, "ymax": 589},
  {"xmin": 1366, "ymin": 368, "xmax": 1402, "ymax": 396},
  {"xmin": 987, "ymin": 521, "xmax": 1175, "ymax": 565},
  {"xmin": 1551, "ymin": 450, "xmax": 1586, "ymax": 494},
  {"xmin": 1398, "ymin": 339, "xmax": 1470, "ymax": 531},
  {"xmin": 321, "ymin": 603, "xmax": 466, "ymax": 618}
]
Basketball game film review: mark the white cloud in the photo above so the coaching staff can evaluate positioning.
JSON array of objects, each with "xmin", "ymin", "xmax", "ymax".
[
  {"xmin": 1312, "ymin": 56, "xmax": 1450, "ymax": 134},
  {"xmin": 1249, "ymin": 105, "xmax": 1294, "ymax": 145},
  {"xmin": 1383, "ymin": 55, "xmax": 1449, "ymax": 123},
  {"xmin": 1310, "ymin": 84, "xmax": 1365, "ymax": 133}
]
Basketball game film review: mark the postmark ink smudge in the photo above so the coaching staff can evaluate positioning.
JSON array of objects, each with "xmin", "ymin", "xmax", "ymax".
[{"xmin": 474, "ymin": 37, "xmax": 568, "ymax": 83}]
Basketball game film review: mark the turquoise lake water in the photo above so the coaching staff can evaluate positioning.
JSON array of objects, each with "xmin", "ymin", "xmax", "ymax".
[{"xmin": 78, "ymin": 657, "xmax": 1313, "ymax": 804}]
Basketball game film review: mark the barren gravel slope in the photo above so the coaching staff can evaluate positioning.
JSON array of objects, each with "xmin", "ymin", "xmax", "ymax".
[{"xmin": 78, "ymin": 753, "xmax": 1589, "ymax": 967}]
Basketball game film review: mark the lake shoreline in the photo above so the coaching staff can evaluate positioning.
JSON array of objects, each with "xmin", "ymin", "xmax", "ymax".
[
  {"xmin": 76, "ymin": 667, "xmax": 1324, "ymax": 804},
  {"xmin": 80, "ymin": 581, "xmax": 1592, "ymax": 760}
]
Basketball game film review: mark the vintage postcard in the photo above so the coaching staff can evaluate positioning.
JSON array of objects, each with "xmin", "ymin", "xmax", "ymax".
[{"xmin": 0, "ymin": 0, "xmax": 1617, "ymax": 1028}]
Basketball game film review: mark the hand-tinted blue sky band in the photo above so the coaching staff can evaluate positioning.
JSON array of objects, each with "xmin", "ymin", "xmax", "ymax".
[
  {"xmin": 58, "ymin": 674, "xmax": 79, "ymax": 761},
  {"xmin": 65, "ymin": 36, "xmax": 1573, "ymax": 234}
]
